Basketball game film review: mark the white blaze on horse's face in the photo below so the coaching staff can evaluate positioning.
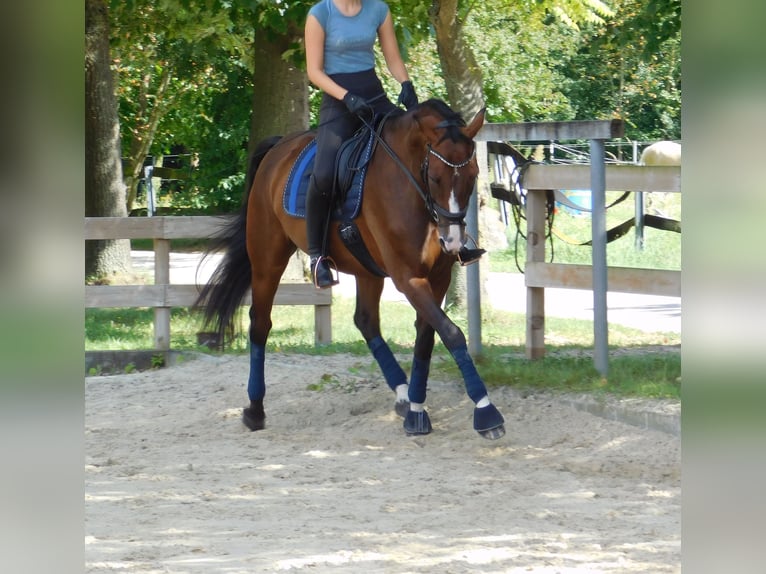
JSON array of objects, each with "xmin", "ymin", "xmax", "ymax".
[{"xmin": 440, "ymin": 186, "xmax": 465, "ymax": 255}]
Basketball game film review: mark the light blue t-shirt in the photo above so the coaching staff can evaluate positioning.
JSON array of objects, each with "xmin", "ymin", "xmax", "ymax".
[{"xmin": 308, "ymin": 0, "xmax": 389, "ymax": 75}]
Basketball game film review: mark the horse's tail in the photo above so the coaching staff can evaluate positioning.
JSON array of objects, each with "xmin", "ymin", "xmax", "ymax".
[{"xmin": 194, "ymin": 135, "xmax": 282, "ymax": 344}]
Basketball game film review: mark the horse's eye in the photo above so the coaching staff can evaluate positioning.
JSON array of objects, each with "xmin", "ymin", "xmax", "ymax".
[{"xmin": 429, "ymin": 175, "xmax": 440, "ymax": 184}]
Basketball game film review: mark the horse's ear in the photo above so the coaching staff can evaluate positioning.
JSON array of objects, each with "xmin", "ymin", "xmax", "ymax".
[{"xmin": 465, "ymin": 107, "xmax": 486, "ymax": 139}]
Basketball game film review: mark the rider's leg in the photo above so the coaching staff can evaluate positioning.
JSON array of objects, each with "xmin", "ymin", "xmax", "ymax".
[{"xmin": 305, "ymin": 175, "xmax": 338, "ymax": 288}]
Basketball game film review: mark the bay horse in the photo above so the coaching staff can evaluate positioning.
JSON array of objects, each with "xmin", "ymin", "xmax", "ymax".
[{"xmin": 195, "ymin": 99, "xmax": 506, "ymax": 440}]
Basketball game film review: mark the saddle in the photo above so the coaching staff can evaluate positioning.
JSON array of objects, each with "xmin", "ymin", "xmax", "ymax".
[
  {"xmin": 282, "ymin": 121, "xmax": 387, "ymax": 277},
  {"xmin": 334, "ymin": 125, "xmax": 377, "ymax": 198}
]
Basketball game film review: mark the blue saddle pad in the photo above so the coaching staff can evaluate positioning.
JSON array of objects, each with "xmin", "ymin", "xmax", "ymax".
[{"xmin": 282, "ymin": 136, "xmax": 373, "ymax": 221}]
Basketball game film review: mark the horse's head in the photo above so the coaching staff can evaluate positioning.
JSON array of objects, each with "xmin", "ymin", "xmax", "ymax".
[{"xmin": 412, "ymin": 100, "xmax": 485, "ymax": 258}]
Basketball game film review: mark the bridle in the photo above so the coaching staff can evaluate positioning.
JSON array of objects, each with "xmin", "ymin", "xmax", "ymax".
[
  {"xmin": 420, "ymin": 141, "xmax": 476, "ymax": 226},
  {"xmin": 365, "ymin": 113, "xmax": 477, "ymax": 226}
]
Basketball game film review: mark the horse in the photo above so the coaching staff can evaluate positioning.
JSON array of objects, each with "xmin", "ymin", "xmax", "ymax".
[
  {"xmin": 195, "ymin": 98, "xmax": 506, "ymax": 440},
  {"xmin": 640, "ymin": 140, "xmax": 681, "ymax": 216},
  {"xmin": 639, "ymin": 140, "xmax": 681, "ymax": 166}
]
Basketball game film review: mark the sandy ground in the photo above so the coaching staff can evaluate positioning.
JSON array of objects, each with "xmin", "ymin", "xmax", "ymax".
[{"xmin": 85, "ymin": 352, "xmax": 680, "ymax": 573}]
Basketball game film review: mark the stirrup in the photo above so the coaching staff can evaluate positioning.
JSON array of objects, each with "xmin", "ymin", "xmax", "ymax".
[
  {"xmin": 457, "ymin": 233, "xmax": 486, "ymax": 266},
  {"xmin": 311, "ymin": 255, "xmax": 339, "ymax": 289}
]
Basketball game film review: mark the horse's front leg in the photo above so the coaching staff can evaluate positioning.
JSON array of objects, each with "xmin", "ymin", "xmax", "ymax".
[
  {"xmin": 402, "ymin": 313, "xmax": 436, "ymax": 435},
  {"xmin": 354, "ymin": 275, "xmax": 410, "ymax": 416},
  {"xmin": 403, "ymin": 277, "xmax": 506, "ymax": 440}
]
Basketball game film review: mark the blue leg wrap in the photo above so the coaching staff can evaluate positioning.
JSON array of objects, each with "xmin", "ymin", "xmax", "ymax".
[
  {"xmin": 247, "ymin": 344, "xmax": 266, "ymax": 401},
  {"xmin": 450, "ymin": 346, "xmax": 488, "ymax": 404},
  {"xmin": 368, "ymin": 336, "xmax": 407, "ymax": 391},
  {"xmin": 408, "ymin": 357, "xmax": 430, "ymax": 404}
]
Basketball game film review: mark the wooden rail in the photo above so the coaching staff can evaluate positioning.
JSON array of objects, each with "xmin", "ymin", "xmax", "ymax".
[
  {"xmin": 85, "ymin": 216, "xmax": 332, "ymax": 350},
  {"xmin": 477, "ymin": 127, "xmax": 681, "ymax": 365},
  {"xmin": 519, "ymin": 162, "xmax": 679, "ymax": 359}
]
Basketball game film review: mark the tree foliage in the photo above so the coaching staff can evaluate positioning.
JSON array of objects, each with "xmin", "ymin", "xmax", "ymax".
[
  {"xmin": 110, "ymin": 0, "xmax": 253, "ymax": 211},
  {"xmin": 558, "ymin": 0, "xmax": 681, "ymax": 139},
  {"xmin": 106, "ymin": 0, "xmax": 680, "ymax": 215}
]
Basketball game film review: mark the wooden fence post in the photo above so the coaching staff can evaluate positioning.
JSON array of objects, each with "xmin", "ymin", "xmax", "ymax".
[
  {"xmin": 315, "ymin": 304, "xmax": 332, "ymax": 346},
  {"xmin": 153, "ymin": 238, "xmax": 171, "ymax": 350},
  {"xmin": 526, "ymin": 190, "xmax": 546, "ymax": 359}
]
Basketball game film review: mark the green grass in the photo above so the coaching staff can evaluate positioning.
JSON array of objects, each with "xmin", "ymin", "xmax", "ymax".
[
  {"xmin": 85, "ymin": 297, "xmax": 681, "ymax": 399},
  {"xmin": 130, "ymin": 238, "xmax": 213, "ymax": 252}
]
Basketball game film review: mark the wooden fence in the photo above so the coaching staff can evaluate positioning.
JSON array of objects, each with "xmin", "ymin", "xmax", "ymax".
[
  {"xmin": 88, "ymin": 121, "xmax": 680, "ymax": 371},
  {"xmin": 85, "ymin": 216, "xmax": 332, "ymax": 351},
  {"xmin": 476, "ymin": 120, "xmax": 681, "ymax": 368},
  {"xmin": 519, "ymin": 161, "xmax": 681, "ymax": 357}
]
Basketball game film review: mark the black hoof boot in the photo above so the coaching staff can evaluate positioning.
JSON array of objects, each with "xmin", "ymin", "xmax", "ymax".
[
  {"xmin": 310, "ymin": 256, "xmax": 339, "ymax": 289},
  {"xmin": 458, "ymin": 247, "xmax": 486, "ymax": 266},
  {"xmin": 404, "ymin": 408, "xmax": 432, "ymax": 436},
  {"xmin": 474, "ymin": 403, "xmax": 505, "ymax": 440},
  {"xmin": 242, "ymin": 400, "xmax": 266, "ymax": 431}
]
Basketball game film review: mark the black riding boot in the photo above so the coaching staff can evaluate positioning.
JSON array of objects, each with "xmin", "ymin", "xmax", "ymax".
[{"xmin": 305, "ymin": 179, "xmax": 339, "ymax": 289}]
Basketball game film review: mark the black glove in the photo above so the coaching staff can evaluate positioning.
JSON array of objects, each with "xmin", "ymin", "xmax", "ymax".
[
  {"xmin": 398, "ymin": 80, "xmax": 418, "ymax": 110},
  {"xmin": 342, "ymin": 92, "xmax": 373, "ymax": 120}
]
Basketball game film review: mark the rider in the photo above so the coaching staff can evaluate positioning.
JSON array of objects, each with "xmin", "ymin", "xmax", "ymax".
[
  {"xmin": 304, "ymin": 0, "xmax": 418, "ymax": 288},
  {"xmin": 304, "ymin": 0, "xmax": 484, "ymax": 288}
]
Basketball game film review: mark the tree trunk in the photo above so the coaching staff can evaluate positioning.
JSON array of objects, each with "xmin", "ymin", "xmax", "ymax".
[
  {"xmin": 430, "ymin": 0, "xmax": 498, "ymax": 309},
  {"xmin": 429, "ymin": 0, "xmax": 485, "ymax": 118},
  {"xmin": 249, "ymin": 29, "xmax": 309, "ymax": 153},
  {"xmin": 250, "ymin": 27, "xmax": 310, "ymax": 275},
  {"xmin": 85, "ymin": 0, "xmax": 131, "ymax": 279}
]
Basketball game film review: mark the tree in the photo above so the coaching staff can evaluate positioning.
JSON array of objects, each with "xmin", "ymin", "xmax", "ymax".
[
  {"xmin": 424, "ymin": 0, "xmax": 614, "ymax": 308},
  {"xmin": 110, "ymin": 0, "xmax": 252, "ymax": 211},
  {"xmin": 249, "ymin": 2, "xmax": 313, "ymax": 148},
  {"xmin": 560, "ymin": 0, "xmax": 681, "ymax": 140},
  {"xmin": 85, "ymin": 0, "xmax": 131, "ymax": 279}
]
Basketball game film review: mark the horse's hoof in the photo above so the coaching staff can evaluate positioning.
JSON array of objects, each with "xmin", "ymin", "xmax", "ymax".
[
  {"xmin": 478, "ymin": 425, "xmax": 506, "ymax": 440},
  {"xmin": 474, "ymin": 403, "xmax": 505, "ymax": 440},
  {"xmin": 242, "ymin": 406, "xmax": 266, "ymax": 431},
  {"xmin": 403, "ymin": 409, "xmax": 432, "ymax": 435},
  {"xmin": 394, "ymin": 399, "xmax": 410, "ymax": 418}
]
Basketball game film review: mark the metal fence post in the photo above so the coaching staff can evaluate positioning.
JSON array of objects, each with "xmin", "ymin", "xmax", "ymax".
[
  {"xmin": 144, "ymin": 164, "xmax": 155, "ymax": 216},
  {"xmin": 466, "ymin": 183, "xmax": 482, "ymax": 356},
  {"xmin": 590, "ymin": 139, "xmax": 609, "ymax": 376}
]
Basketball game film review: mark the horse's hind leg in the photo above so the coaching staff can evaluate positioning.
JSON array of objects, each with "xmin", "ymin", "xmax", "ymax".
[
  {"xmin": 354, "ymin": 275, "xmax": 410, "ymax": 416},
  {"xmin": 242, "ymin": 233, "xmax": 296, "ymax": 431}
]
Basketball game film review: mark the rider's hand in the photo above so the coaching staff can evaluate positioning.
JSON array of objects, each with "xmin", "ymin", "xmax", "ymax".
[
  {"xmin": 397, "ymin": 81, "xmax": 418, "ymax": 110},
  {"xmin": 342, "ymin": 92, "xmax": 373, "ymax": 120}
]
